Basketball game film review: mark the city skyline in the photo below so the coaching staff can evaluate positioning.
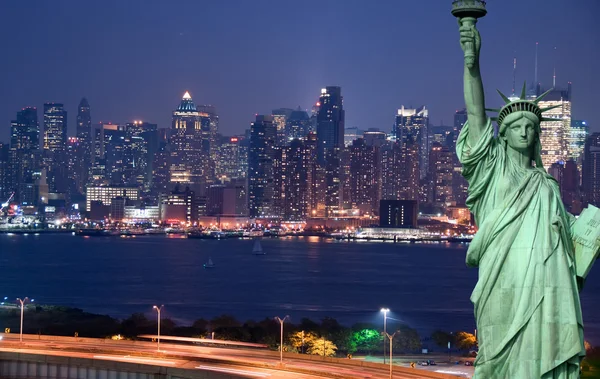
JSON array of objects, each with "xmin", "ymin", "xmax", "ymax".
[{"xmin": 1, "ymin": 0, "xmax": 598, "ymax": 141}]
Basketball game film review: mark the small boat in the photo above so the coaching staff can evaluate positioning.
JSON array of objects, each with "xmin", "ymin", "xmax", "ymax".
[
  {"xmin": 252, "ymin": 239, "xmax": 265, "ymax": 255},
  {"xmin": 204, "ymin": 257, "xmax": 215, "ymax": 269}
]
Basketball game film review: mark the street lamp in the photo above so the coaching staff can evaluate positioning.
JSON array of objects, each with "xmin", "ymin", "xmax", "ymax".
[
  {"xmin": 153, "ymin": 305, "xmax": 164, "ymax": 351},
  {"xmin": 16, "ymin": 297, "xmax": 33, "ymax": 342},
  {"xmin": 274, "ymin": 315, "xmax": 289, "ymax": 364},
  {"xmin": 380, "ymin": 308, "xmax": 389, "ymax": 364},
  {"xmin": 383, "ymin": 331, "xmax": 400, "ymax": 379}
]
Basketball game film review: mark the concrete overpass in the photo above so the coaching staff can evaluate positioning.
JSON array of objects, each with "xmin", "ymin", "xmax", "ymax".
[{"xmin": 0, "ymin": 333, "xmax": 472, "ymax": 379}]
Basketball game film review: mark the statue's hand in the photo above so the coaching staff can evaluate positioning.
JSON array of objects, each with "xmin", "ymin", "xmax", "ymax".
[{"xmin": 459, "ymin": 19, "xmax": 481, "ymax": 68}]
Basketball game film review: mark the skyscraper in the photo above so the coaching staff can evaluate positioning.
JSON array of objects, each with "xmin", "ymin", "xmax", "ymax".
[
  {"xmin": 284, "ymin": 138, "xmax": 313, "ymax": 221},
  {"xmin": 10, "ymin": 107, "xmax": 40, "ymax": 204},
  {"xmin": 286, "ymin": 108, "xmax": 310, "ymax": 142},
  {"xmin": 428, "ymin": 142, "xmax": 454, "ymax": 205},
  {"xmin": 43, "ymin": 103, "xmax": 68, "ymax": 192},
  {"xmin": 170, "ymin": 92, "xmax": 204, "ymax": 193},
  {"xmin": 452, "ymin": 109, "xmax": 469, "ymax": 206},
  {"xmin": 248, "ymin": 115, "xmax": 276, "ymax": 218},
  {"xmin": 272, "ymin": 108, "xmax": 294, "ymax": 146},
  {"xmin": 395, "ymin": 105, "xmax": 429, "ymax": 180},
  {"xmin": 76, "ymin": 98, "xmax": 92, "ymax": 192},
  {"xmin": 569, "ymin": 120, "xmax": 588, "ymax": 174},
  {"xmin": 349, "ymin": 138, "xmax": 379, "ymax": 215},
  {"xmin": 316, "ymin": 87, "xmax": 345, "ymax": 217},
  {"xmin": 43, "ymin": 103, "xmax": 67, "ymax": 156},
  {"xmin": 583, "ymin": 133, "xmax": 600, "ymax": 208},
  {"xmin": 316, "ymin": 87, "xmax": 345, "ymax": 165},
  {"xmin": 124, "ymin": 121, "xmax": 158, "ymax": 190},
  {"xmin": 0, "ymin": 142, "xmax": 9, "ymax": 201},
  {"xmin": 197, "ymin": 104, "xmax": 219, "ymax": 163},
  {"xmin": 537, "ymin": 85, "xmax": 572, "ymax": 169}
]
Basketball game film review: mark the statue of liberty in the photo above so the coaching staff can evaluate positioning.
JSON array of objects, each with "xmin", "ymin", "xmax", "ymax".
[{"xmin": 455, "ymin": 3, "xmax": 588, "ymax": 378}]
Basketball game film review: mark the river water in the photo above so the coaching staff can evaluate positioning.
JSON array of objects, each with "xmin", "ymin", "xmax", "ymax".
[{"xmin": 0, "ymin": 234, "xmax": 598, "ymax": 344}]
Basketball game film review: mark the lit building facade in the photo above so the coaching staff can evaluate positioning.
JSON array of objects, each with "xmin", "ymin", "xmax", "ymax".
[
  {"xmin": 537, "ymin": 85, "xmax": 571, "ymax": 169},
  {"xmin": 85, "ymin": 186, "xmax": 139, "ymax": 212},
  {"xmin": 248, "ymin": 115, "xmax": 276, "ymax": 218},
  {"xmin": 170, "ymin": 92, "xmax": 204, "ymax": 193},
  {"xmin": 428, "ymin": 142, "xmax": 454, "ymax": 205},
  {"xmin": 10, "ymin": 107, "xmax": 41, "ymax": 205},
  {"xmin": 76, "ymin": 98, "xmax": 92, "ymax": 191},
  {"xmin": 272, "ymin": 108, "xmax": 294, "ymax": 146},
  {"xmin": 452, "ymin": 109, "xmax": 469, "ymax": 206},
  {"xmin": 583, "ymin": 133, "xmax": 600, "ymax": 208},
  {"xmin": 316, "ymin": 87, "xmax": 345, "ymax": 217},
  {"xmin": 283, "ymin": 139, "xmax": 313, "ymax": 221},
  {"xmin": 0, "ymin": 142, "xmax": 9, "ymax": 201},
  {"xmin": 349, "ymin": 138, "xmax": 379, "ymax": 215},
  {"xmin": 395, "ymin": 105, "xmax": 429, "ymax": 180},
  {"xmin": 286, "ymin": 109, "xmax": 311, "ymax": 142}
]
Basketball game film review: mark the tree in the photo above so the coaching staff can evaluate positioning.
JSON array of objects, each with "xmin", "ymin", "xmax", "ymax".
[
  {"xmin": 393, "ymin": 326, "xmax": 422, "ymax": 352},
  {"xmin": 352, "ymin": 328, "xmax": 381, "ymax": 354},
  {"xmin": 431, "ymin": 330, "xmax": 454, "ymax": 349},
  {"xmin": 289, "ymin": 331, "xmax": 318, "ymax": 353},
  {"xmin": 454, "ymin": 331, "xmax": 477, "ymax": 350},
  {"xmin": 306, "ymin": 337, "xmax": 337, "ymax": 357}
]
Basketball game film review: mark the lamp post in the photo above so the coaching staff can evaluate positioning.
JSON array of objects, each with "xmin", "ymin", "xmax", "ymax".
[
  {"xmin": 380, "ymin": 308, "xmax": 389, "ymax": 364},
  {"xmin": 16, "ymin": 297, "xmax": 32, "ymax": 343},
  {"xmin": 384, "ymin": 331, "xmax": 400, "ymax": 379},
  {"xmin": 153, "ymin": 305, "xmax": 164, "ymax": 351},
  {"xmin": 274, "ymin": 315, "xmax": 289, "ymax": 364}
]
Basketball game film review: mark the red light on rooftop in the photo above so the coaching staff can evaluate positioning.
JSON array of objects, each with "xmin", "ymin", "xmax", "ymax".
[{"xmin": 230, "ymin": 137, "xmax": 239, "ymax": 142}]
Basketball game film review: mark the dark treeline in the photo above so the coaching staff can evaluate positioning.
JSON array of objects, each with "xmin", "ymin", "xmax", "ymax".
[{"xmin": 0, "ymin": 305, "xmax": 478, "ymax": 356}]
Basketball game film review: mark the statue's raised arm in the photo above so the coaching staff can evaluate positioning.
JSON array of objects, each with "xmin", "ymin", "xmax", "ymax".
[{"xmin": 458, "ymin": 17, "xmax": 487, "ymax": 146}]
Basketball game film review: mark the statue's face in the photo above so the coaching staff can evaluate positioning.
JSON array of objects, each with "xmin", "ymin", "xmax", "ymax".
[{"xmin": 501, "ymin": 112, "xmax": 538, "ymax": 152}]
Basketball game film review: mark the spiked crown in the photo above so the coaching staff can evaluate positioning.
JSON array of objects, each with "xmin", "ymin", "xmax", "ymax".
[{"xmin": 486, "ymin": 82, "xmax": 561, "ymax": 126}]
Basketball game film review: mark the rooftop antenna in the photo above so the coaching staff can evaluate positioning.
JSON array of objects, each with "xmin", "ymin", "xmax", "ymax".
[
  {"xmin": 512, "ymin": 53, "xmax": 517, "ymax": 97},
  {"xmin": 534, "ymin": 42, "xmax": 539, "ymax": 86},
  {"xmin": 553, "ymin": 46, "xmax": 557, "ymax": 88}
]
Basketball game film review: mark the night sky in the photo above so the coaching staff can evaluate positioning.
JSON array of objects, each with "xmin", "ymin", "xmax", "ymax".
[{"xmin": 1, "ymin": 0, "xmax": 598, "ymax": 140}]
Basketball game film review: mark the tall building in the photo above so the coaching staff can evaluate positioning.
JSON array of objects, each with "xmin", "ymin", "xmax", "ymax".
[
  {"xmin": 537, "ymin": 85, "xmax": 572, "ymax": 169},
  {"xmin": 349, "ymin": 138, "xmax": 379, "ymax": 215},
  {"xmin": 170, "ymin": 92, "xmax": 204, "ymax": 193},
  {"xmin": 248, "ymin": 115, "xmax": 276, "ymax": 218},
  {"xmin": 569, "ymin": 120, "xmax": 588, "ymax": 175},
  {"xmin": 0, "ymin": 142, "xmax": 9, "ymax": 201},
  {"xmin": 197, "ymin": 104, "xmax": 219, "ymax": 162},
  {"xmin": 76, "ymin": 98, "xmax": 92, "ymax": 191},
  {"xmin": 395, "ymin": 105, "xmax": 429, "ymax": 180},
  {"xmin": 583, "ymin": 133, "xmax": 600, "ymax": 208},
  {"xmin": 43, "ymin": 103, "xmax": 68, "ymax": 193},
  {"xmin": 316, "ymin": 87, "xmax": 345, "ymax": 165},
  {"xmin": 316, "ymin": 87, "xmax": 345, "ymax": 217},
  {"xmin": 10, "ymin": 107, "xmax": 40, "ymax": 204},
  {"xmin": 272, "ymin": 108, "xmax": 294, "ymax": 146},
  {"xmin": 284, "ymin": 139, "xmax": 313, "ymax": 221},
  {"xmin": 216, "ymin": 136, "xmax": 243, "ymax": 181},
  {"xmin": 286, "ymin": 108, "xmax": 310, "ymax": 142},
  {"xmin": 380, "ymin": 140, "xmax": 402, "ymax": 200},
  {"xmin": 452, "ymin": 109, "xmax": 469, "ymax": 206},
  {"xmin": 124, "ymin": 121, "xmax": 158, "ymax": 190},
  {"xmin": 428, "ymin": 142, "xmax": 454, "ymax": 205}
]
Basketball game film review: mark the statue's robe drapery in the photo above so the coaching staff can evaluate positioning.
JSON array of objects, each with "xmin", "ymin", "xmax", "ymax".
[{"xmin": 457, "ymin": 119, "xmax": 585, "ymax": 378}]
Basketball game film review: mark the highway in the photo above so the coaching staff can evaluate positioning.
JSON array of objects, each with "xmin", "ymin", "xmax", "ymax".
[{"xmin": 0, "ymin": 333, "xmax": 473, "ymax": 379}]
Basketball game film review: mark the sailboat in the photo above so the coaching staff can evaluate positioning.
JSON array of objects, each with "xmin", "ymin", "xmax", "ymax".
[
  {"xmin": 204, "ymin": 257, "xmax": 215, "ymax": 269},
  {"xmin": 252, "ymin": 239, "xmax": 265, "ymax": 255}
]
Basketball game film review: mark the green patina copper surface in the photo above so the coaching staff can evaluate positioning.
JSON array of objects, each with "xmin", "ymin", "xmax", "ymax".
[{"xmin": 452, "ymin": 2, "xmax": 595, "ymax": 377}]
